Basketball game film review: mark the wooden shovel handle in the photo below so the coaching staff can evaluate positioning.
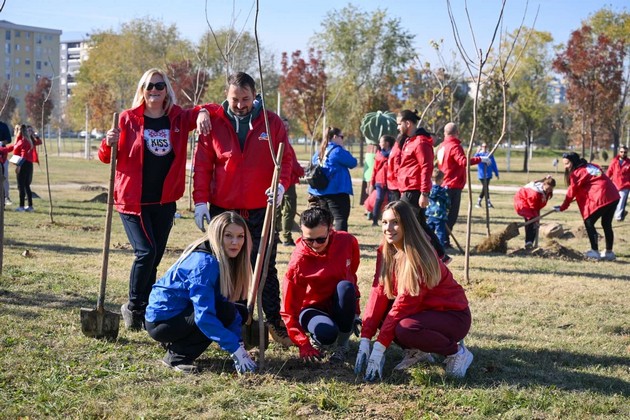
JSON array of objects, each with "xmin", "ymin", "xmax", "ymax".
[{"xmin": 519, "ymin": 209, "xmax": 556, "ymax": 228}]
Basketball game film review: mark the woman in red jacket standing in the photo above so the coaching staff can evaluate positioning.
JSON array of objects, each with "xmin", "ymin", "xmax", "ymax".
[
  {"xmin": 281, "ymin": 206, "xmax": 361, "ymax": 363},
  {"xmin": 513, "ymin": 176, "xmax": 556, "ymax": 249},
  {"xmin": 12, "ymin": 124, "xmax": 41, "ymax": 212},
  {"xmin": 99, "ymin": 68, "xmax": 210, "ymax": 330},
  {"xmin": 556, "ymin": 152, "xmax": 619, "ymax": 261},
  {"xmin": 606, "ymin": 145, "xmax": 630, "ymax": 221},
  {"xmin": 355, "ymin": 200, "xmax": 472, "ymax": 381}
]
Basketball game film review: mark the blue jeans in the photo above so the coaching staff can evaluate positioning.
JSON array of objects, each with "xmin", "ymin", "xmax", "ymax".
[
  {"xmin": 372, "ymin": 183, "xmax": 387, "ymax": 225},
  {"xmin": 298, "ymin": 280, "xmax": 356, "ymax": 345},
  {"xmin": 615, "ymin": 189, "xmax": 628, "ymax": 221},
  {"xmin": 120, "ymin": 202, "xmax": 176, "ymax": 312},
  {"xmin": 427, "ymin": 217, "xmax": 448, "ymax": 248}
]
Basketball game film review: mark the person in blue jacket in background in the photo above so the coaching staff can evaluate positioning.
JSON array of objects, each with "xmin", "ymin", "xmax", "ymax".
[
  {"xmin": 145, "ymin": 211, "xmax": 257, "ymax": 375},
  {"xmin": 307, "ymin": 126, "xmax": 358, "ymax": 232},
  {"xmin": 474, "ymin": 142, "xmax": 499, "ymax": 208}
]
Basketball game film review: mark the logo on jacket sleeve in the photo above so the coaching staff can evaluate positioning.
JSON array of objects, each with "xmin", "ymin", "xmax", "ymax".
[{"xmin": 346, "ymin": 259, "xmax": 351, "ymax": 267}]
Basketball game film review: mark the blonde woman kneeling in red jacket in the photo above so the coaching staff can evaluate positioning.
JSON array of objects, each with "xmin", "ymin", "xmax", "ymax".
[
  {"xmin": 355, "ymin": 200, "xmax": 472, "ymax": 381},
  {"xmin": 281, "ymin": 206, "xmax": 361, "ymax": 363}
]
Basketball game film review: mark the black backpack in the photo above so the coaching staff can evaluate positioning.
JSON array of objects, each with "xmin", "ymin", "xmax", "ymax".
[{"xmin": 305, "ymin": 145, "xmax": 337, "ymax": 190}]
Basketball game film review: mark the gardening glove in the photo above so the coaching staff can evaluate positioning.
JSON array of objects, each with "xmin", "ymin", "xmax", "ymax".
[
  {"xmin": 194, "ymin": 203, "xmax": 211, "ymax": 232},
  {"xmin": 298, "ymin": 342, "xmax": 322, "ymax": 362},
  {"xmin": 553, "ymin": 205, "xmax": 562, "ymax": 212},
  {"xmin": 352, "ymin": 315, "xmax": 362, "ymax": 337},
  {"xmin": 265, "ymin": 183, "xmax": 285, "ymax": 207},
  {"xmin": 354, "ymin": 337, "xmax": 371, "ymax": 375},
  {"xmin": 231, "ymin": 344, "xmax": 257, "ymax": 374},
  {"xmin": 364, "ymin": 341, "xmax": 386, "ymax": 382}
]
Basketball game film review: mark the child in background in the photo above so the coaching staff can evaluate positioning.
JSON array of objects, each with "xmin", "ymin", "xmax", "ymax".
[
  {"xmin": 513, "ymin": 176, "xmax": 556, "ymax": 249},
  {"xmin": 426, "ymin": 169, "xmax": 450, "ymax": 250}
]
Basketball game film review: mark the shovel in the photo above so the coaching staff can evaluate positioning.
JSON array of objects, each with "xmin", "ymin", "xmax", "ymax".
[
  {"xmin": 80, "ymin": 113, "xmax": 120, "ymax": 340},
  {"xmin": 502, "ymin": 209, "xmax": 557, "ymax": 241}
]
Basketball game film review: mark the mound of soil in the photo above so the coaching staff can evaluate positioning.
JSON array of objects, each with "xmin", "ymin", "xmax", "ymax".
[
  {"xmin": 509, "ymin": 239, "xmax": 584, "ymax": 261},
  {"xmin": 87, "ymin": 192, "xmax": 108, "ymax": 203},
  {"xmin": 80, "ymin": 185, "xmax": 108, "ymax": 192}
]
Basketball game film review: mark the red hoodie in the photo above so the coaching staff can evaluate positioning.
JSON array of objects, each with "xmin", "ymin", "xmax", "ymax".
[
  {"xmin": 281, "ymin": 230, "xmax": 361, "ymax": 347},
  {"xmin": 436, "ymin": 135, "xmax": 482, "ymax": 189},
  {"xmin": 386, "ymin": 142, "xmax": 401, "ymax": 191},
  {"xmin": 560, "ymin": 163, "xmax": 619, "ymax": 219},
  {"xmin": 398, "ymin": 134, "xmax": 434, "ymax": 194},
  {"xmin": 13, "ymin": 134, "xmax": 41, "ymax": 164},
  {"xmin": 370, "ymin": 149, "xmax": 388, "ymax": 187},
  {"xmin": 606, "ymin": 155, "xmax": 630, "ymax": 191},
  {"xmin": 514, "ymin": 181, "xmax": 553, "ymax": 219},
  {"xmin": 361, "ymin": 247, "xmax": 469, "ymax": 347}
]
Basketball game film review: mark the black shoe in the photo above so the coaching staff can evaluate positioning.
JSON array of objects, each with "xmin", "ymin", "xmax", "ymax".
[
  {"xmin": 120, "ymin": 302, "xmax": 145, "ymax": 331},
  {"xmin": 266, "ymin": 318, "xmax": 293, "ymax": 348},
  {"xmin": 161, "ymin": 355, "xmax": 199, "ymax": 374}
]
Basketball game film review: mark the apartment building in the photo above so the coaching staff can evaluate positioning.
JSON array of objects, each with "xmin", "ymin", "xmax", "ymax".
[
  {"xmin": 0, "ymin": 20, "xmax": 61, "ymax": 121},
  {"xmin": 59, "ymin": 35, "xmax": 90, "ymax": 118}
]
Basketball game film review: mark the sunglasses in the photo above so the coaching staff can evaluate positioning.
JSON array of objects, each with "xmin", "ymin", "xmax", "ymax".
[
  {"xmin": 302, "ymin": 232, "xmax": 329, "ymax": 245},
  {"xmin": 145, "ymin": 82, "xmax": 166, "ymax": 91}
]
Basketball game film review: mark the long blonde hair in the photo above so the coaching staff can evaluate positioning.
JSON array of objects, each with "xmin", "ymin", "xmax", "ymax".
[
  {"xmin": 179, "ymin": 212, "xmax": 252, "ymax": 302},
  {"xmin": 131, "ymin": 68, "xmax": 177, "ymax": 113},
  {"xmin": 379, "ymin": 201, "xmax": 441, "ymax": 298}
]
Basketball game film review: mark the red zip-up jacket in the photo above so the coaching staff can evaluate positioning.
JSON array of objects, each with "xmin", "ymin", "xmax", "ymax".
[
  {"xmin": 606, "ymin": 155, "xmax": 630, "ymax": 191},
  {"xmin": 286, "ymin": 142, "xmax": 305, "ymax": 186},
  {"xmin": 370, "ymin": 149, "xmax": 388, "ymax": 187},
  {"xmin": 436, "ymin": 135, "xmax": 482, "ymax": 189},
  {"xmin": 513, "ymin": 181, "xmax": 552, "ymax": 219},
  {"xmin": 386, "ymin": 142, "xmax": 401, "ymax": 191},
  {"xmin": 361, "ymin": 247, "xmax": 469, "ymax": 347},
  {"xmin": 560, "ymin": 163, "xmax": 620, "ymax": 219},
  {"xmin": 0, "ymin": 143, "xmax": 14, "ymax": 164},
  {"xmin": 98, "ymin": 103, "xmax": 200, "ymax": 215},
  {"xmin": 398, "ymin": 134, "xmax": 434, "ymax": 194},
  {"xmin": 193, "ymin": 104, "xmax": 292, "ymax": 209},
  {"xmin": 281, "ymin": 230, "xmax": 361, "ymax": 348},
  {"xmin": 13, "ymin": 134, "xmax": 41, "ymax": 163}
]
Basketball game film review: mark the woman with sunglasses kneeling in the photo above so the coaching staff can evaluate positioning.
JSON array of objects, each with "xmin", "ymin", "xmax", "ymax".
[
  {"xmin": 355, "ymin": 200, "xmax": 472, "ymax": 381},
  {"xmin": 281, "ymin": 206, "xmax": 361, "ymax": 363},
  {"xmin": 145, "ymin": 212, "xmax": 257, "ymax": 374},
  {"xmin": 99, "ymin": 68, "xmax": 211, "ymax": 331}
]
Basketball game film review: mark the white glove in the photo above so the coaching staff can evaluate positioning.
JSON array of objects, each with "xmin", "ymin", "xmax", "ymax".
[
  {"xmin": 231, "ymin": 344, "xmax": 257, "ymax": 374},
  {"xmin": 194, "ymin": 203, "xmax": 211, "ymax": 232},
  {"xmin": 354, "ymin": 337, "xmax": 371, "ymax": 375},
  {"xmin": 265, "ymin": 184, "xmax": 285, "ymax": 207},
  {"xmin": 481, "ymin": 156, "xmax": 491, "ymax": 164},
  {"xmin": 365, "ymin": 341, "xmax": 386, "ymax": 381}
]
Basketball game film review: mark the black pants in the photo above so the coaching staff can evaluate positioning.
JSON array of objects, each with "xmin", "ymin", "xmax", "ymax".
[
  {"xmin": 211, "ymin": 206, "xmax": 281, "ymax": 323},
  {"xmin": 146, "ymin": 302, "xmax": 247, "ymax": 365},
  {"xmin": 523, "ymin": 217, "xmax": 538, "ymax": 244},
  {"xmin": 584, "ymin": 200, "xmax": 618, "ymax": 251},
  {"xmin": 17, "ymin": 160, "xmax": 33, "ymax": 208},
  {"xmin": 446, "ymin": 188, "xmax": 462, "ymax": 231},
  {"xmin": 317, "ymin": 193, "xmax": 351, "ymax": 232},
  {"xmin": 478, "ymin": 178, "xmax": 492, "ymax": 201},
  {"xmin": 401, "ymin": 191, "xmax": 445, "ymax": 258},
  {"xmin": 120, "ymin": 202, "xmax": 176, "ymax": 312}
]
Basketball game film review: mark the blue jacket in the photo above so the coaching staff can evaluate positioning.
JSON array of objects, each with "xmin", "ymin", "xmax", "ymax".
[
  {"xmin": 426, "ymin": 184, "xmax": 450, "ymax": 221},
  {"xmin": 145, "ymin": 247, "xmax": 242, "ymax": 354},
  {"xmin": 307, "ymin": 143, "xmax": 357, "ymax": 196},
  {"xmin": 475, "ymin": 151, "xmax": 499, "ymax": 180}
]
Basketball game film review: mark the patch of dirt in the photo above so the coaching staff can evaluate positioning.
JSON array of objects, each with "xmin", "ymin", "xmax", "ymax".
[
  {"xmin": 113, "ymin": 242, "xmax": 132, "ymax": 250},
  {"xmin": 79, "ymin": 185, "xmax": 108, "ymax": 192},
  {"xmin": 87, "ymin": 193, "xmax": 108, "ymax": 203},
  {"xmin": 509, "ymin": 239, "xmax": 584, "ymax": 261},
  {"xmin": 36, "ymin": 222, "xmax": 100, "ymax": 231}
]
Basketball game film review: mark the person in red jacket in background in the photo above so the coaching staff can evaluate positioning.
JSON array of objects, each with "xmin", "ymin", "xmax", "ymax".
[
  {"xmin": 12, "ymin": 124, "xmax": 41, "ymax": 212},
  {"xmin": 556, "ymin": 152, "xmax": 619, "ymax": 261},
  {"xmin": 99, "ymin": 68, "xmax": 210, "ymax": 330},
  {"xmin": 396, "ymin": 110, "xmax": 448, "ymax": 263},
  {"xmin": 386, "ymin": 136, "xmax": 402, "ymax": 202},
  {"xmin": 367, "ymin": 134, "xmax": 395, "ymax": 226},
  {"xmin": 278, "ymin": 117, "xmax": 305, "ymax": 246},
  {"xmin": 606, "ymin": 145, "xmax": 630, "ymax": 222},
  {"xmin": 355, "ymin": 200, "xmax": 472, "ymax": 381},
  {"xmin": 281, "ymin": 206, "xmax": 361, "ymax": 363},
  {"xmin": 193, "ymin": 72, "xmax": 294, "ymax": 346},
  {"xmin": 436, "ymin": 122, "xmax": 489, "ymax": 248},
  {"xmin": 513, "ymin": 176, "xmax": 556, "ymax": 249},
  {"xmin": 0, "ymin": 119, "xmax": 12, "ymax": 205}
]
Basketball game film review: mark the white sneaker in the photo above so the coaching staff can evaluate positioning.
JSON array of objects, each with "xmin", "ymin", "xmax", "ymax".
[
  {"xmin": 394, "ymin": 349, "xmax": 435, "ymax": 370},
  {"xmin": 584, "ymin": 249, "xmax": 601, "ymax": 260},
  {"xmin": 600, "ymin": 250, "xmax": 616, "ymax": 261},
  {"xmin": 25, "ymin": 206, "xmax": 34, "ymax": 212},
  {"xmin": 444, "ymin": 344, "xmax": 473, "ymax": 378}
]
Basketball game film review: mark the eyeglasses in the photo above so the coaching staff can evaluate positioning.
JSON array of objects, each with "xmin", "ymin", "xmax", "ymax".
[
  {"xmin": 302, "ymin": 231, "xmax": 329, "ymax": 245},
  {"xmin": 145, "ymin": 82, "xmax": 166, "ymax": 91}
]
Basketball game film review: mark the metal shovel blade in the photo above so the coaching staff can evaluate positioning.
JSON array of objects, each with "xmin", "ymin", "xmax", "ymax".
[
  {"xmin": 80, "ymin": 306, "xmax": 120, "ymax": 340},
  {"xmin": 241, "ymin": 320, "xmax": 269, "ymax": 350}
]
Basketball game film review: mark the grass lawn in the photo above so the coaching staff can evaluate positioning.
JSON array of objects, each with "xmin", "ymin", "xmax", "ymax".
[{"xmin": 0, "ymin": 150, "xmax": 628, "ymax": 418}]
